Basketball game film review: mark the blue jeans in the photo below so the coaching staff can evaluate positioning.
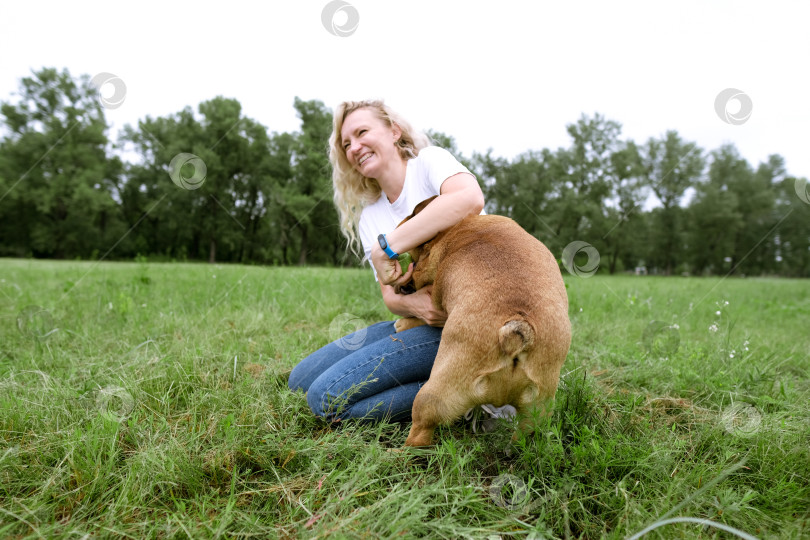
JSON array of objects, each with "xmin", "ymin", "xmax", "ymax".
[{"xmin": 288, "ymin": 321, "xmax": 442, "ymax": 422}]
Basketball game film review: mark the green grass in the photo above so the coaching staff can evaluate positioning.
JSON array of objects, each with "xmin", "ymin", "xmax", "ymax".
[{"xmin": 1, "ymin": 258, "xmax": 808, "ymax": 539}]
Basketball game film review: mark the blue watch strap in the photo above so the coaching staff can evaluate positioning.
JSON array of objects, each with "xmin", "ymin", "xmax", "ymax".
[{"xmin": 378, "ymin": 234, "xmax": 399, "ymax": 259}]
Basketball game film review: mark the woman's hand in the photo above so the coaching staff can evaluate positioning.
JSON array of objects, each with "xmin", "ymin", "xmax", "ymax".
[
  {"xmin": 380, "ymin": 283, "xmax": 447, "ymax": 327},
  {"xmin": 371, "ymin": 242, "xmax": 413, "ymax": 287},
  {"xmin": 407, "ymin": 286, "xmax": 447, "ymax": 327}
]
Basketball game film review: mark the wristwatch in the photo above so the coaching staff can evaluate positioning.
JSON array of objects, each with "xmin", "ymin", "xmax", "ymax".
[{"xmin": 377, "ymin": 234, "xmax": 399, "ymax": 259}]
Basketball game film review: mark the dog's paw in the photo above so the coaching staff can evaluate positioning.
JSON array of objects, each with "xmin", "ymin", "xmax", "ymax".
[{"xmin": 394, "ymin": 317, "xmax": 426, "ymax": 333}]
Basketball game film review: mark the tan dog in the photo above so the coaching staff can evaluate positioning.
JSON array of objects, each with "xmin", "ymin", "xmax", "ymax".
[{"xmin": 393, "ymin": 197, "xmax": 571, "ymax": 447}]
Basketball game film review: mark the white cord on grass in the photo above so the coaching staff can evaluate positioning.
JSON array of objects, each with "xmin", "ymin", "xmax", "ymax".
[{"xmin": 626, "ymin": 517, "xmax": 759, "ymax": 540}]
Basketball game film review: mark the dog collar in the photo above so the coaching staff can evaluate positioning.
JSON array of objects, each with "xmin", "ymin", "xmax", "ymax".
[{"xmin": 377, "ymin": 234, "xmax": 399, "ymax": 259}]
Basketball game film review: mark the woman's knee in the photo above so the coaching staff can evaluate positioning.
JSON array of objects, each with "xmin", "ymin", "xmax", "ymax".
[
  {"xmin": 288, "ymin": 321, "xmax": 396, "ymax": 393},
  {"xmin": 305, "ymin": 377, "xmax": 332, "ymax": 419},
  {"xmin": 306, "ymin": 371, "xmax": 368, "ymax": 420},
  {"xmin": 287, "ymin": 361, "xmax": 310, "ymax": 392}
]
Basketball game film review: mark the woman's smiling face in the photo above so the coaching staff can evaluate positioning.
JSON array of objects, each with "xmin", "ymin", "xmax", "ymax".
[{"xmin": 340, "ymin": 108, "xmax": 401, "ymax": 179}]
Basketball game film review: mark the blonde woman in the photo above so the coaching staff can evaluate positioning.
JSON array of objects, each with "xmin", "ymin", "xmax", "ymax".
[{"xmin": 288, "ymin": 100, "xmax": 484, "ymax": 422}]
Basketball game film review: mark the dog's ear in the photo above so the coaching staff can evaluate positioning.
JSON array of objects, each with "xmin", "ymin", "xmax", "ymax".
[
  {"xmin": 411, "ymin": 196, "xmax": 438, "ymax": 217},
  {"xmin": 397, "ymin": 196, "xmax": 439, "ymax": 228},
  {"xmin": 394, "ymin": 195, "xmax": 440, "ymax": 272}
]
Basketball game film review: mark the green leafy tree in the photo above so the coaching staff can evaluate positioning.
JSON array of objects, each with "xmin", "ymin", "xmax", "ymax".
[
  {"xmin": 470, "ymin": 149, "xmax": 508, "ymax": 211},
  {"xmin": 281, "ymin": 97, "xmax": 338, "ymax": 265},
  {"xmin": 262, "ymin": 131, "xmax": 296, "ymax": 264},
  {"xmin": 738, "ymin": 154, "xmax": 782, "ymax": 275},
  {"xmin": 551, "ymin": 114, "xmax": 620, "ymax": 239},
  {"xmin": 3, "ymin": 69, "xmax": 807, "ymax": 276},
  {"xmin": 773, "ymin": 174, "xmax": 810, "ymax": 277},
  {"xmin": 540, "ymin": 114, "xmax": 622, "ymax": 271},
  {"xmin": 603, "ymin": 140, "xmax": 647, "ymax": 274},
  {"xmin": 425, "ymin": 130, "xmax": 459, "ymax": 155},
  {"xmin": 686, "ymin": 147, "xmax": 783, "ymax": 276},
  {"xmin": 487, "ymin": 149, "xmax": 559, "ymax": 244},
  {"xmin": 0, "ymin": 67, "xmax": 123, "ymax": 258},
  {"xmin": 120, "ymin": 97, "xmax": 275, "ymax": 263},
  {"xmin": 639, "ymin": 131, "xmax": 704, "ymax": 274},
  {"xmin": 686, "ymin": 145, "xmax": 746, "ymax": 274}
]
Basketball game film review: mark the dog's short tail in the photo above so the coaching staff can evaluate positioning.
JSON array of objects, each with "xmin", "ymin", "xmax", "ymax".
[{"xmin": 498, "ymin": 318, "xmax": 535, "ymax": 359}]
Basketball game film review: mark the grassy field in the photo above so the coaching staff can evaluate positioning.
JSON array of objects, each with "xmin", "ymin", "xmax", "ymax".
[{"xmin": 0, "ymin": 258, "xmax": 808, "ymax": 539}]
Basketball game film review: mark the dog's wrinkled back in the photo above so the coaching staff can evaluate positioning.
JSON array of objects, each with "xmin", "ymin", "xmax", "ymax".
[{"xmin": 402, "ymin": 213, "xmax": 571, "ymax": 447}]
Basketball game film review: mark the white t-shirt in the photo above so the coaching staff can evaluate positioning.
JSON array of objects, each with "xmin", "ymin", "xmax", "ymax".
[{"xmin": 357, "ymin": 146, "xmax": 479, "ymax": 279}]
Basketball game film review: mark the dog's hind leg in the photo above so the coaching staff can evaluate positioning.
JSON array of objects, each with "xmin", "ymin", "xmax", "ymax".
[
  {"xmin": 403, "ymin": 385, "xmax": 442, "ymax": 447},
  {"xmin": 403, "ymin": 379, "xmax": 469, "ymax": 447}
]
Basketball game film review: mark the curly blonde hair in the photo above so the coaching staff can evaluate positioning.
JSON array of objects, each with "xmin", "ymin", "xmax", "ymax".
[{"xmin": 329, "ymin": 100, "xmax": 431, "ymax": 259}]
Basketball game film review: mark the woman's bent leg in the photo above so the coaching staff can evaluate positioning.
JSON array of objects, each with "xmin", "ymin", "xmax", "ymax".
[
  {"xmin": 288, "ymin": 321, "xmax": 396, "ymax": 392},
  {"xmin": 304, "ymin": 324, "xmax": 442, "ymax": 422},
  {"xmin": 343, "ymin": 381, "xmax": 423, "ymax": 422}
]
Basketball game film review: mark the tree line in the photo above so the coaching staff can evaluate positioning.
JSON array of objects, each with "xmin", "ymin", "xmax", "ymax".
[{"xmin": 1, "ymin": 68, "xmax": 808, "ymax": 276}]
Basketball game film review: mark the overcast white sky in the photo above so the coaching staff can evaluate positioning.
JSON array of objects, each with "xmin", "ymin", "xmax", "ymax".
[{"xmin": 1, "ymin": 0, "xmax": 808, "ymax": 182}]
